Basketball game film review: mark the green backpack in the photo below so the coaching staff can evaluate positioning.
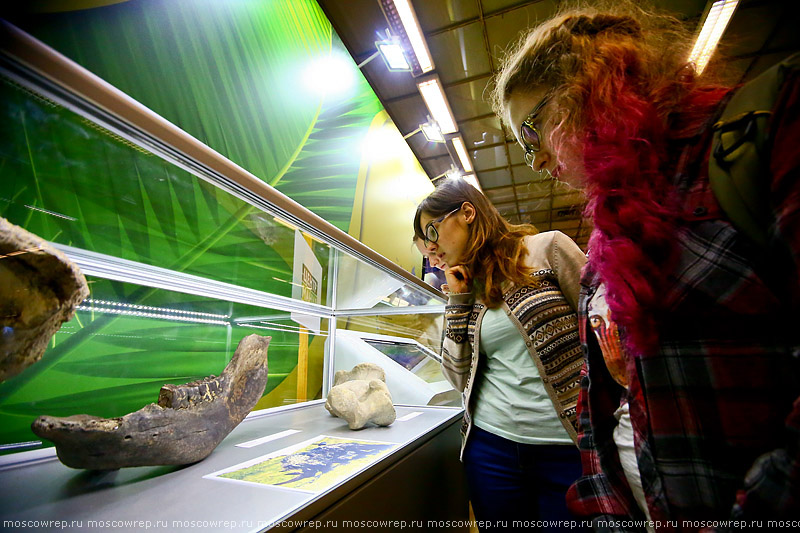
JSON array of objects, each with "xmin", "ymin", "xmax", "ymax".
[{"xmin": 708, "ymin": 52, "xmax": 800, "ymax": 249}]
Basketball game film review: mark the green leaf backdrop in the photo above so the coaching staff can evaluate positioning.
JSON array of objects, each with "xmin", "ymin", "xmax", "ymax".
[{"xmin": 0, "ymin": 0, "xmax": 385, "ymax": 448}]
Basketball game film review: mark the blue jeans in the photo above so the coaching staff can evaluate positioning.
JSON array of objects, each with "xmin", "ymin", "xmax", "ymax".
[{"xmin": 463, "ymin": 426, "xmax": 586, "ymax": 532}]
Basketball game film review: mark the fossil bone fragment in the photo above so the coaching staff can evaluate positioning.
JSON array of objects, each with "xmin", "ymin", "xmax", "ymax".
[
  {"xmin": 0, "ymin": 217, "xmax": 89, "ymax": 382},
  {"xmin": 332, "ymin": 362, "xmax": 386, "ymax": 386},
  {"xmin": 31, "ymin": 334, "xmax": 270, "ymax": 470},
  {"xmin": 326, "ymin": 363, "xmax": 395, "ymax": 430}
]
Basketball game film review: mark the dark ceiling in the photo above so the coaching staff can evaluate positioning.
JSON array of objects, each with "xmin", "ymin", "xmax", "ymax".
[{"xmin": 317, "ymin": 0, "xmax": 799, "ymax": 249}]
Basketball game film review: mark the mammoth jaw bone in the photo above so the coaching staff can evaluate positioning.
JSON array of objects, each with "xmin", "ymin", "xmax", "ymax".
[{"xmin": 31, "ymin": 334, "xmax": 270, "ymax": 470}]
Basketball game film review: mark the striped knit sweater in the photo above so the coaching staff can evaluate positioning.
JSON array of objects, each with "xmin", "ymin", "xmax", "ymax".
[{"xmin": 441, "ymin": 231, "xmax": 587, "ymax": 457}]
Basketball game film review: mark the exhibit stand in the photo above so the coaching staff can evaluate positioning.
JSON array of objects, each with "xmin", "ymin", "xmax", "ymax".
[{"xmin": 0, "ymin": 403, "xmax": 468, "ymax": 532}]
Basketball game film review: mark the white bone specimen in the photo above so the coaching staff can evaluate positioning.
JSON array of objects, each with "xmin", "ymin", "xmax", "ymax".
[{"xmin": 326, "ymin": 363, "xmax": 395, "ymax": 429}]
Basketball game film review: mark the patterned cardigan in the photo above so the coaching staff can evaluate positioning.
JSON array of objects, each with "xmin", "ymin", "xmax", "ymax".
[{"xmin": 441, "ymin": 231, "xmax": 587, "ymax": 457}]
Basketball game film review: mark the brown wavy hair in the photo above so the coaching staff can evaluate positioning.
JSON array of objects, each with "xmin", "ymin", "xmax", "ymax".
[
  {"xmin": 490, "ymin": 1, "xmax": 730, "ymax": 355},
  {"xmin": 413, "ymin": 178, "xmax": 538, "ymax": 307}
]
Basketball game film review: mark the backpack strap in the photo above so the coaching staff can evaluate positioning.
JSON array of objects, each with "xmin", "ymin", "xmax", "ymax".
[{"xmin": 708, "ymin": 52, "xmax": 800, "ymax": 248}]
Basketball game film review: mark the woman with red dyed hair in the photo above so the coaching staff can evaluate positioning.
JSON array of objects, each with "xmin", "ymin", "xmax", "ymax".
[{"xmin": 492, "ymin": 0, "xmax": 799, "ymax": 528}]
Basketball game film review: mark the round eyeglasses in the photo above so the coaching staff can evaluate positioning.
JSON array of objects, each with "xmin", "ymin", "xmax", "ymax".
[
  {"xmin": 519, "ymin": 92, "xmax": 552, "ymax": 168},
  {"xmin": 423, "ymin": 207, "xmax": 461, "ymax": 245}
]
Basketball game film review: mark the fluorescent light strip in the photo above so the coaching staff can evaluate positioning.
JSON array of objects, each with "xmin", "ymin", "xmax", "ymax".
[
  {"xmin": 417, "ymin": 78, "xmax": 457, "ymax": 134},
  {"xmin": 688, "ymin": 0, "xmax": 739, "ymax": 74},
  {"xmin": 451, "ymin": 135, "xmax": 473, "ymax": 172},
  {"xmin": 85, "ymin": 298, "xmax": 229, "ymax": 319},
  {"xmin": 77, "ymin": 305, "xmax": 230, "ymax": 325},
  {"xmin": 391, "ymin": 0, "xmax": 433, "ymax": 73},
  {"xmin": 24, "ymin": 204, "xmax": 77, "ymax": 221}
]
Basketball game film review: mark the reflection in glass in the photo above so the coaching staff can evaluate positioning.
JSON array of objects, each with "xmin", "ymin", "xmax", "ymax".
[{"xmin": 0, "ymin": 78, "xmax": 330, "ymax": 306}]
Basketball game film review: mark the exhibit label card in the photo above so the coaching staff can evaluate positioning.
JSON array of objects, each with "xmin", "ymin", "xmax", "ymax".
[
  {"xmin": 206, "ymin": 435, "xmax": 397, "ymax": 494},
  {"xmin": 291, "ymin": 229, "xmax": 323, "ymax": 333}
]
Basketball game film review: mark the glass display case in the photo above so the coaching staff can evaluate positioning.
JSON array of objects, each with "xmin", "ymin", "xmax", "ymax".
[
  {"xmin": 0, "ymin": 20, "xmax": 451, "ymax": 452},
  {"xmin": 0, "ymin": 19, "xmax": 468, "ymax": 532}
]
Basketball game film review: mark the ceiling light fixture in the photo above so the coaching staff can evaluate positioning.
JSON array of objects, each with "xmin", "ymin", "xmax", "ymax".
[
  {"xmin": 403, "ymin": 116, "xmax": 444, "ymax": 143},
  {"xmin": 376, "ymin": 40, "xmax": 410, "ymax": 70},
  {"xmin": 420, "ymin": 120, "xmax": 444, "ymax": 142},
  {"xmin": 357, "ymin": 30, "xmax": 411, "ymax": 71},
  {"xmin": 417, "ymin": 76, "xmax": 457, "ymax": 134},
  {"xmin": 379, "ymin": 0, "xmax": 434, "ymax": 76},
  {"xmin": 688, "ymin": 0, "xmax": 739, "ymax": 74},
  {"xmin": 451, "ymin": 134, "xmax": 473, "ymax": 172}
]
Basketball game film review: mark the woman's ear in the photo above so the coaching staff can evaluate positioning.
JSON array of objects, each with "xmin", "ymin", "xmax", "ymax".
[{"xmin": 461, "ymin": 202, "xmax": 476, "ymax": 224}]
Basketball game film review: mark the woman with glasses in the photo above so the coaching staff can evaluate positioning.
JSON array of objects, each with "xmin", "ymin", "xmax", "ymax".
[
  {"xmin": 413, "ymin": 177, "xmax": 587, "ymax": 531},
  {"xmin": 414, "ymin": 235, "xmax": 448, "ymax": 292},
  {"xmin": 491, "ymin": 1, "xmax": 800, "ymax": 527}
]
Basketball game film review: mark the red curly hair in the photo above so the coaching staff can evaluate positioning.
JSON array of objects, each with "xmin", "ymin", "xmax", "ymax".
[{"xmin": 492, "ymin": 1, "xmax": 730, "ymax": 356}]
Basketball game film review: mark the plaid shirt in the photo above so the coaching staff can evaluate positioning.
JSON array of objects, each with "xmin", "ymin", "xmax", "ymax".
[{"xmin": 566, "ymin": 70, "xmax": 800, "ymax": 530}]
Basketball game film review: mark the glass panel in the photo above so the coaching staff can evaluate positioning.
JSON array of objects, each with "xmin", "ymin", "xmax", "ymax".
[
  {"xmin": 514, "ymin": 165, "xmax": 547, "ymax": 185},
  {"xmin": 508, "ymin": 147, "xmax": 527, "ymax": 167},
  {"xmin": 335, "ymin": 253, "xmax": 446, "ymax": 311},
  {"xmin": 484, "ymin": 185, "xmax": 516, "ymax": 205},
  {"xmin": 460, "ymin": 116, "xmax": 505, "ymax": 148},
  {"xmin": 530, "ymin": 208, "xmax": 552, "ymax": 223},
  {"xmin": 519, "ymin": 197, "xmax": 552, "ymax": 213},
  {"xmin": 334, "ymin": 314, "xmax": 459, "ymax": 407},
  {"xmin": 336, "ymin": 314, "xmax": 443, "ymax": 356},
  {"xmin": 476, "ymin": 168, "xmax": 513, "ymax": 189},
  {"xmin": 0, "ymin": 76, "xmax": 332, "ymax": 308},
  {"xmin": 553, "ymin": 190, "xmax": 586, "ymax": 208},
  {"xmin": 447, "ymin": 78, "xmax": 493, "ymax": 120},
  {"xmin": 485, "ymin": 0, "xmax": 559, "ymax": 65},
  {"xmin": 553, "ymin": 180, "xmax": 583, "ymax": 197},
  {"xmin": 473, "ymin": 144, "xmax": 509, "ymax": 171},
  {"xmin": 496, "ymin": 203, "xmax": 519, "ymax": 217},
  {"xmin": 515, "ymin": 180, "xmax": 554, "ymax": 200},
  {"xmin": 415, "ymin": 0, "xmax": 480, "ymax": 31},
  {"xmin": 551, "ymin": 219, "xmax": 584, "ymax": 232},
  {"xmin": 0, "ymin": 276, "xmax": 329, "ymax": 449},
  {"xmin": 483, "ymin": 0, "xmax": 547, "ymax": 11},
  {"xmin": 428, "ymin": 23, "xmax": 491, "ymax": 83}
]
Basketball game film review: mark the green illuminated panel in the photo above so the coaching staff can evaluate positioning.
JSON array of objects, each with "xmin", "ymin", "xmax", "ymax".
[
  {"xmin": 8, "ymin": 0, "xmax": 382, "ymax": 233},
  {"xmin": 0, "ymin": 276, "xmax": 328, "ymax": 448}
]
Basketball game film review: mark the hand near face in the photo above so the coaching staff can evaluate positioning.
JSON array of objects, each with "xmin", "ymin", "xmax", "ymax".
[{"xmin": 444, "ymin": 265, "xmax": 470, "ymax": 294}]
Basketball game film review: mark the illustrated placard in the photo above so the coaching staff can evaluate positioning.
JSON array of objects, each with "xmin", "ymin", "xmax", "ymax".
[{"xmin": 205, "ymin": 435, "xmax": 397, "ymax": 494}]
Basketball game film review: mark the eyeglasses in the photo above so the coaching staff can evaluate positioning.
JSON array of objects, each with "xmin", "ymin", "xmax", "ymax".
[
  {"xmin": 519, "ymin": 92, "xmax": 552, "ymax": 168},
  {"xmin": 423, "ymin": 207, "xmax": 461, "ymax": 245}
]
